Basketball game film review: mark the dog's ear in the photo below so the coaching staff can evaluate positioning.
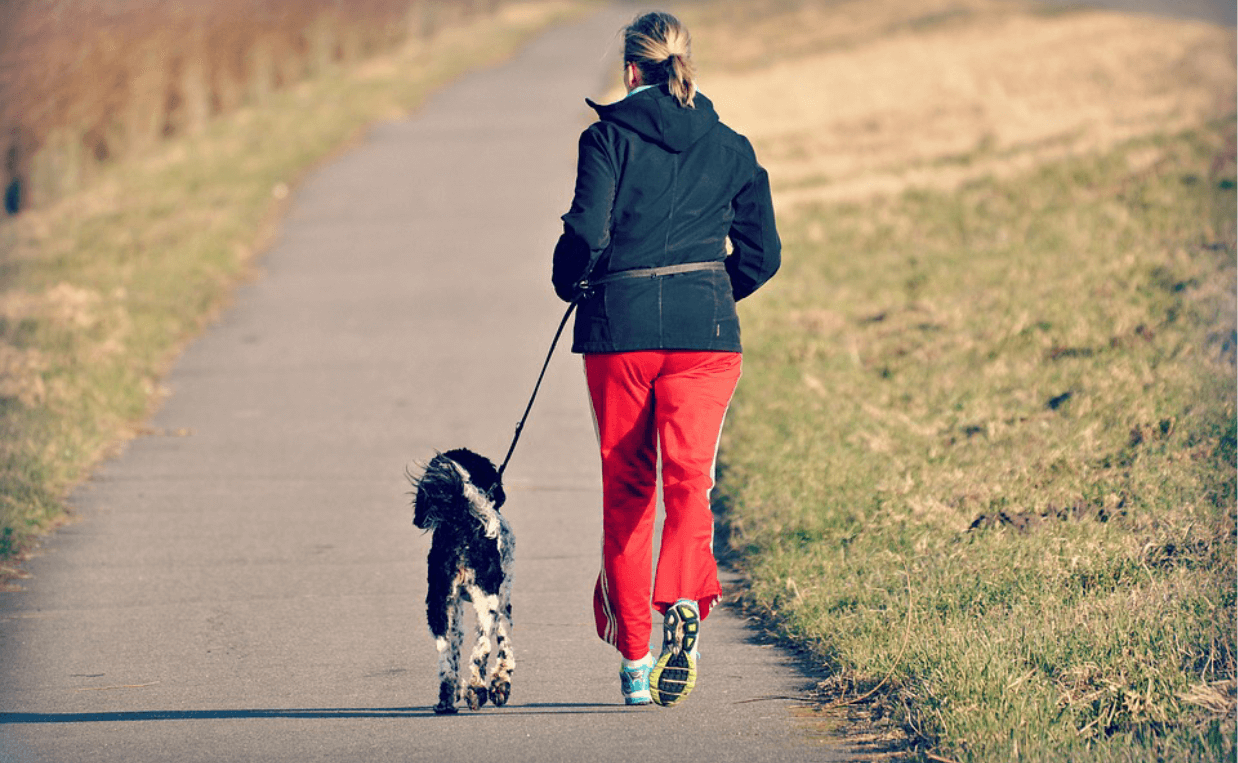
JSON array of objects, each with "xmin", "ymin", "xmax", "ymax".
[
  {"xmin": 443, "ymin": 448, "xmax": 505, "ymax": 509},
  {"xmin": 410, "ymin": 453, "xmax": 463, "ymax": 529}
]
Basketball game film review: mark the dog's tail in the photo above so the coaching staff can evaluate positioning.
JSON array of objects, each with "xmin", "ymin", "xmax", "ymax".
[{"xmin": 409, "ymin": 449, "xmax": 505, "ymax": 533}]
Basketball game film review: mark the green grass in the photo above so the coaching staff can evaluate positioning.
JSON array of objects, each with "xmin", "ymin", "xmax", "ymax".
[
  {"xmin": 0, "ymin": 1, "xmax": 582, "ymax": 567},
  {"xmin": 720, "ymin": 122, "xmax": 1236, "ymax": 761}
]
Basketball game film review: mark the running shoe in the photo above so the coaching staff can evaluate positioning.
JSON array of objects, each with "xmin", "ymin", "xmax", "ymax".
[
  {"xmin": 620, "ymin": 653, "xmax": 654, "ymax": 705},
  {"xmin": 650, "ymin": 599, "xmax": 699, "ymax": 707}
]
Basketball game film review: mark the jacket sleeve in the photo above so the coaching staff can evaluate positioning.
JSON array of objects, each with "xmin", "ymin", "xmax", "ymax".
[
  {"xmin": 552, "ymin": 126, "xmax": 618, "ymax": 302},
  {"xmin": 725, "ymin": 158, "xmax": 781, "ymax": 301}
]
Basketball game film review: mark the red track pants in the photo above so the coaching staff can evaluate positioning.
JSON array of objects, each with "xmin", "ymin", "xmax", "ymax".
[{"xmin": 584, "ymin": 350, "xmax": 742, "ymax": 660}]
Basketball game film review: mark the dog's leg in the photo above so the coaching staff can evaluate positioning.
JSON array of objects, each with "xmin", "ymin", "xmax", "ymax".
[
  {"xmin": 464, "ymin": 586, "xmax": 497, "ymax": 711},
  {"xmin": 445, "ymin": 594, "xmax": 467, "ymax": 712},
  {"xmin": 428, "ymin": 575, "xmax": 464, "ymax": 715},
  {"xmin": 489, "ymin": 594, "xmax": 515, "ymax": 707},
  {"xmin": 488, "ymin": 522, "xmax": 516, "ymax": 707}
]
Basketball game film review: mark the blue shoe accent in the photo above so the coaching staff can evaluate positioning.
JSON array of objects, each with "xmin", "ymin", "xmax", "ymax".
[{"xmin": 621, "ymin": 654, "xmax": 653, "ymax": 705}]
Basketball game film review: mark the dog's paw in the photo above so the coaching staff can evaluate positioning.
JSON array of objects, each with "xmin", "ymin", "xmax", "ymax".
[
  {"xmin": 434, "ymin": 681, "xmax": 458, "ymax": 714},
  {"xmin": 465, "ymin": 684, "xmax": 488, "ymax": 711},
  {"xmin": 489, "ymin": 678, "xmax": 511, "ymax": 707}
]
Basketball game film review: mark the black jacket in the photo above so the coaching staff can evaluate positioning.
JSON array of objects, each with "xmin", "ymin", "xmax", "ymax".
[{"xmin": 552, "ymin": 84, "xmax": 780, "ymax": 353}]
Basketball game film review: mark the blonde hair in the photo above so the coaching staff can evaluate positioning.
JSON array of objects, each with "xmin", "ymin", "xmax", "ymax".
[{"xmin": 624, "ymin": 12, "xmax": 696, "ymax": 108}]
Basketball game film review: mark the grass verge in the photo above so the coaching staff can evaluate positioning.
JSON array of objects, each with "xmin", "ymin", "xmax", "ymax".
[
  {"xmin": 672, "ymin": 0, "xmax": 1237, "ymax": 757},
  {"xmin": 718, "ymin": 121, "xmax": 1236, "ymax": 760},
  {"xmin": 0, "ymin": 0, "xmax": 583, "ymax": 570}
]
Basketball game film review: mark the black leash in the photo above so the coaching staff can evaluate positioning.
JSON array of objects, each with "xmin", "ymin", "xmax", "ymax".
[
  {"xmin": 495, "ymin": 299, "xmax": 577, "ymax": 480},
  {"xmin": 493, "ymin": 260, "xmax": 724, "ymax": 481}
]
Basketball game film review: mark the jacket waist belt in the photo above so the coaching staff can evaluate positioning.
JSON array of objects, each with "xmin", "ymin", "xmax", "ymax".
[{"xmin": 587, "ymin": 261, "xmax": 726, "ymax": 287}]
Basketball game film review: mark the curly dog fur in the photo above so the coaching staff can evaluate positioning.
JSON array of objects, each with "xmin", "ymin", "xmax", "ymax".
[{"xmin": 410, "ymin": 448, "xmax": 515, "ymax": 714}]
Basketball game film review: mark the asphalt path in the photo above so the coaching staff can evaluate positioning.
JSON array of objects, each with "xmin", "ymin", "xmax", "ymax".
[
  {"xmin": 4, "ymin": 2, "xmax": 1227, "ymax": 762},
  {"xmin": 0, "ymin": 6, "xmax": 847, "ymax": 763}
]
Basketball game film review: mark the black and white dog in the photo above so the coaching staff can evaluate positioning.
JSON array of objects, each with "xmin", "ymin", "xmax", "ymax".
[{"xmin": 409, "ymin": 448, "xmax": 515, "ymax": 714}]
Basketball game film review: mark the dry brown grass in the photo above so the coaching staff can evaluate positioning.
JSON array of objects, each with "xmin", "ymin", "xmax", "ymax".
[
  {"xmin": 683, "ymin": 0, "xmax": 1236, "ymax": 207},
  {"xmin": 0, "ymin": 0, "xmax": 500, "ymax": 211}
]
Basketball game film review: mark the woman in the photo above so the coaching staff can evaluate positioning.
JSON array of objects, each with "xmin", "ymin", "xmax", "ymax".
[{"xmin": 551, "ymin": 10, "xmax": 780, "ymax": 707}]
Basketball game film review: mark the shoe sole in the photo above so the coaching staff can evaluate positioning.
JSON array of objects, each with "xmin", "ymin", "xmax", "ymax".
[{"xmin": 650, "ymin": 604, "xmax": 698, "ymax": 707}]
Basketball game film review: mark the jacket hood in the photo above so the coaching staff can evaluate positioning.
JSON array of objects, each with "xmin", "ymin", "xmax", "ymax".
[{"xmin": 586, "ymin": 84, "xmax": 719, "ymax": 153}]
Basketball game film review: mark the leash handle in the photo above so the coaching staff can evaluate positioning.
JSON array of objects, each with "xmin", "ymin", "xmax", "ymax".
[{"xmin": 496, "ymin": 300, "xmax": 577, "ymax": 479}]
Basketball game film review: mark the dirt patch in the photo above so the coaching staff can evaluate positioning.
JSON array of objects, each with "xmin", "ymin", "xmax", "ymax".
[{"xmin": 967, "ymin": 496, "xmax": 1126, "ymax": 532}]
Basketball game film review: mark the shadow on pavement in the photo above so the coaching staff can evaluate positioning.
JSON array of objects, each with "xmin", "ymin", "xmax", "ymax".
[{"xmin": 0, "ymin": 702, "xmax": 628, "ymax": 724}]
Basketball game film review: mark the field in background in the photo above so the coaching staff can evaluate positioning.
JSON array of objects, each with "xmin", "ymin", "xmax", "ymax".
[
  {"xmin": 0, "ymin": 0, "xmax": 498, "ymax": 212},
  {"xmin": 680, "ymin": 0, "xmax": 1236, "ymax": 760},
  {"xmin": 0, "ymin": 0, "xmax": 581, "ymax": 569},
  {"xmin": 689, "ymin": 0, "xmax": 1234, "ymax": 208}
]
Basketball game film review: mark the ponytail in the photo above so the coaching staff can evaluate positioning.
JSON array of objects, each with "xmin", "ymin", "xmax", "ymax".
[
  {"xmin": 666, "ymin": 53, "xmax": 696, "ymax": 109},
  {"xmin": 623, "ymin": 12, "xmax": 696, "ymax": 108}
]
